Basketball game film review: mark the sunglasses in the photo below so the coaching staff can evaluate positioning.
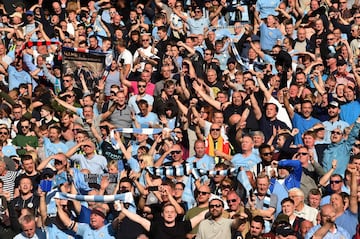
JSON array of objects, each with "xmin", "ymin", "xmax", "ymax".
[
  {"xmin": 227, "ymin": 199, "xmax": 237, "ymax": 204},
  {"xmin": 21, "ymin": 126, "xmax": 29, "ymax": 129},
  {"xmin": 142, "ymin": 39, "xmax": 150, "ymax": 42},
  {"xmin": 262, "ymin": 152, "xmax": 273, "ymax": 156},
  {"xmin": 138, "ymin": 85, "xmax": 146, "ymax": 88},
  {"xmin": 0, "ymin": 132, "xmax": 8, "ymax": 135},
  {"xmin": 354, "ymin": 144, "xmax": 360, "ymax": 148},
  {"xmin": 171, "ymin": 150, "xmax": 181, "ymax": 155},
  {"xmin": 330, "ymin": 180, "xmax": 342, "ymax": 184},
  {"xmin": 72, "ymin": 128, "xmax": 82, "ymax": 132},
  {"xmin": 198, "ymin": 191, "xmax": 210, "ymax": 195},
  {"xmin": 63, "ymin": 80, "xmax": 72, "ymax": 83},
  {"xmin": 66, "ymin": 95, "xmax": 75, "ymax": 98},
  {"xmin": 331, "ymin": 131, "xmax": 342, "ymax": 135},
  {"xmin": 210, "ymin": 128, "xmax": 220, "ymax": 132},
  {"xmin": 195, "ymin": 10, "xmax": 202, "ymax": 13},
  {"xmin": 298, "ymin": 152, "xmax": 308, "ymax": 156},
  {"xmin": 209, "ymin": 204, "xmax": 222, "ymax": 209}
]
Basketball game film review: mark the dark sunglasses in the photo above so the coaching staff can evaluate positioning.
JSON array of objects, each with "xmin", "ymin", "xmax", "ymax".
[
  {"xmin": 209, "ymin": 204, "xmax": 222, "ymax": 209},
  {"xmin": 227, "ymin": 199, "xmax": 237, "ymax": 204},
  {"xmin": 330, "ymin": 180, "xmax": 342, "ymax": 184},
  {"xmin": 262, "ymin": 152, "xmax": 273, "ymax": 156},
  {"xmin": 198, "ymin": 191, "xmax": 210, "ymax": 195},
  {"xmin": 171, "ymin": 150, "xmax": 181, "ymax": 155},
  {"xmin": 331, "ymin": 131, "xmax": 342, "ymax": 135},
  {"xmin": 210, "ymin": 128, "xmax": 220, "ymax": 132}
]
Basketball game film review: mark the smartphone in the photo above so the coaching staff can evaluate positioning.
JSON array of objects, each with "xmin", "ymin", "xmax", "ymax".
[{"xmin": 148, "ymin": 186, "xmax": 159, "ymax": 191}]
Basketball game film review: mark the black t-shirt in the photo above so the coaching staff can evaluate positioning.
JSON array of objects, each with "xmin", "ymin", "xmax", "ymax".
[{"xmin": 149, "ymin": 220, "xmax": 192, "ymax": 239}]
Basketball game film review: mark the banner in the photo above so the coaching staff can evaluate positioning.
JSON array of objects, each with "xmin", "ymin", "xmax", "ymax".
[{"xmin": 62, "ymin": 47, "xmax": 106, "ymax": 90}]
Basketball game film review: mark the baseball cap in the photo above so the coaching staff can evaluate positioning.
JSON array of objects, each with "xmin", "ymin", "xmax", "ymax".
[
  {"xmin": 275, "ymin": 224, "xmax": 295, "ymax": 236},
  {"xmin": 326, "ymin": 53, "xmax": 337, "ymax": 59},
  {"xmin": 336, "ymin": 59, "xmax": 347, "ymax": 66},
  {"xmin": 227, "ymin": 58, "xmax": 236, "ymax": 64},
  {"xmin": 91, "ymin": 207, "xmax": 107, "ymax": 219},
  {"xmin": 25, "ymin": 10, "xmax": 34, "ymax": 16},
  {"xmin": 329, "ymin": 101, "xmax": 339, "ymax": 108}
]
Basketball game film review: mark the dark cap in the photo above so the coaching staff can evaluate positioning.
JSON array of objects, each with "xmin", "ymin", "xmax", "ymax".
[
  {"xmin": 41, "ymin": 168, "xmax": 56, "ymax": 178},
  {"xmin": 276, "ymin": 224, "xmax": 295, "ymax": 236},
  {"xmin": 274, "ymin": 213, "xmax": 289, "ymax": 224},
  {"xmin": 25, "ymin": 10, "xmax": 34, "ymax": 16},
  {"xmin": 326, "ymin": 53, "xmax": 337, "ymax": 59},
  {"xmin": 336, "ymin": 59, "xmax": 347, "ymax": 66},
  {"xmin": 329, "ymin": 101, "xmax": 339, "ymax": 108},
  {"xmin": 52, "ymin": 65, "xmax": 61, "ymax": 70},
  {"xmin": 227, "ymin": 58, "xmax": 236, "ymax": 64},
  {"xmin": 91, "ymin": 207, "xmax": 106, "ymax": 219}
]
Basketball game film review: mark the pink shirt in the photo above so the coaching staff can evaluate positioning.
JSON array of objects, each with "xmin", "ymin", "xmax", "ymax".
[{"xmin": 130, "ymin": 81, "xmax": 155, "ymax": 96}]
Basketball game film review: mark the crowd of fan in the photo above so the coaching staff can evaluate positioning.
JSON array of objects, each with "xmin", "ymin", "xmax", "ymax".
[{"xmin": 0, "ymin": 0, "xmax": 359, "ymax": 238}]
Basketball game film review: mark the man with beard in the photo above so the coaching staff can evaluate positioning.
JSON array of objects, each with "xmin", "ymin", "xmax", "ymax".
[
  {"xmin": 185, "ymin": 185, "xmax": 212, "ymax": 238},
  {"xmin": 197, "ymin": 197, "xmax": 241, "ymax": 239}
]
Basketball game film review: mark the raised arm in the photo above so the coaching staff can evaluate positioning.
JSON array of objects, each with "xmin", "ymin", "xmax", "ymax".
[
  {"xmin": 348, "ymin": 163, "xmax": 358, "ymax": 214},
  {"xmin": 282, "ymin": 88, "xmax": 294, "ymax": 119},
  {"xmin": 192, "ymin": 81, "xmax": 221, "ymax": 110},
  {"xmin": 120, "ymin": 206, "xmax": 151, "ymax": 231}
]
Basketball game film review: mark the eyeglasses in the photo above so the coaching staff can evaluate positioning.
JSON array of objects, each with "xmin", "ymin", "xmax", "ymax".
[
  {"xmin": 198, "ymin": 191, "xmax": 210, "ymax": 195},
  {"xmin": 83, "ymin": 145, "xmax": 92, "ymax": 148},
  {"xmin": 354, "ymin": 144, "xmax": 360, "ymax": 148},
  {"xmin": 210, "ymin": 128, "xmax": 220, "ymax": 132},
  {"xmin": 0, "ymin": 131, "xmax": 8, "ymax": 135},
  {"xmin": 204, "ymin": 52, "xmax": 212, "ymax": 55},
  {"xmin": 327, "ymin": 38, "xmax": 335, "ymax": 40},
  {"xmin": 138, "ymin": 85, "xmax": 146, "ymax": 88},
  {"xmin": 315, "ymin": 127, "xmax": 325, "ymax": 131},
  {"xmin": 331, "ymin": 131, "xmax": 342, "ymax": 135},
  {"xmin": 142, "ymin": 39, "xmax": 150, "ymax": 42},
  {"xmin": 171, "ymin": 150, "xmax": 182, "ymax": 155},
  {"xmin": 66, "ymin": 95, "xmax": 75, "ymax": 98},
  {"xmin": 63, "ymin": 80, "xmax": 72, "ymax": 83},
  {"xmin": 72, "ymin": 128, "xmax": 82, "ymax": 132},
  {"xmin": 21, "ymin": 126, "xmax": 29, "ymax": 129},
  {"xmin": 120, "ymin": 186, "xmax": 130, "ymax": 191},
  {"xmin": 262, "ymin": 152, "xmax": 273, "ymax": 156},
  {"xmin": 175, "ymin": 4, "xmax": 182, "ymax": 7},
  {"xmin": 209, "ymin": 204, "xmax": 222, "ymax": 209},
  {"xmin": 195, "ymin": 10, "xmax": 202, "ymax": 13},
  {"xmin": 330, "ymin": 180, "xmax": 342, "ymax": 184},
  {"xmin": 298, "ymin": 152, "xmax": 308, "ymax": 156},
  {"xmin": 226, "ymin": 199, "xmax": 237, "ymax": 204}
]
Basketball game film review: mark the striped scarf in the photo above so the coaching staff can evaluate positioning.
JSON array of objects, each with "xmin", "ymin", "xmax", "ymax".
[
  {"xmin": 110, "ymin": 128, "xmax": 163, "ymax": 149},
  {"xmin": 59, "ymin": 192, "xmax": 136, "ymax": 213},
  {"xmin": 16, "ymin": 40, "xmax": 61, "ymax": 61}
]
